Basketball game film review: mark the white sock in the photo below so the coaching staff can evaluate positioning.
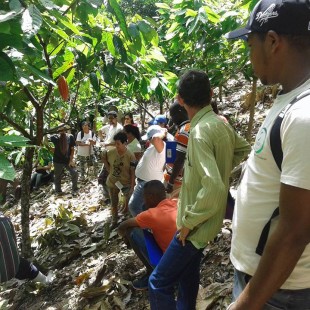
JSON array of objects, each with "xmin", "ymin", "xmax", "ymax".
[{"xmin": 33, "ymin": 271, "xmax": 47, "ymax": 284}]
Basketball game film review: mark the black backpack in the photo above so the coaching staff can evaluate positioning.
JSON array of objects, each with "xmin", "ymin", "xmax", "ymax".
[{"xmin": 256, "ymin": 88, "xmax": 310, "ymax": 256}]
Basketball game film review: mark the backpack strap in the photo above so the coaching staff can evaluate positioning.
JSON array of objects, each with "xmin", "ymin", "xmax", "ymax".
[
  {"xmin": 80, "ymin": 130, "xmax": 95, "ymax": 140},
  {"xmin": 256, "ymin": 88, "xmax": 310, "ymax": 256}
]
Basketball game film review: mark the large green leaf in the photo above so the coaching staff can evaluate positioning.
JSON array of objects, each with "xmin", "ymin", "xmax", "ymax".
[
  {"xmin": 0, "ymin": 7, "xmax": 23, "ymax": 23},
  {"xmin": 0, "ymin": 154, "xmax": 15, "ymax": 181},
  {"xmin": 0, "ymin": 135, "xmax": 30, "ymax": 147},
  {"xmin": 0, "ymin": 33, "xmax": 23, "ymax": 50},
  {"xmin": 108, "ymin": 0, "xmax": 130, "ymax": 41},
  {"xmin": 0, "ymin": 52, "xmax": 15, "ymax": 81},
  {"xmin": 113, "ymin": 35, "xmax": 127, "ymax": 62},
  {"xmin": 23, "ymin": 62, "xmax": 56, "ymax": 85},
  {"xmin": 21, "ymin": 4, "xmax": 42, "ymax": 38}
]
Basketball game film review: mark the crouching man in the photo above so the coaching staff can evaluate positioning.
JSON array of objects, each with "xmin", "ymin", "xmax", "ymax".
[{"xmin": 118, "ymin": 180, "xmax": 177, "ymax": 290}]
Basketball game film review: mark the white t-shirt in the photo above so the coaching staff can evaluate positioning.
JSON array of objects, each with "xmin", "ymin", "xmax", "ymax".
[
  {"xmin": 135, "ymin": 143, "xmax": 166, "ymax": 182},
  {"xmin": 230, "ymin": 79, "xmax": 310, "ymax": 289},
  {"xmin": 127, "ymin": 138, "xmax": 142, "ymax": 154},
  {"xmin": 104, "ymin": 123, "xmax": 123, "ymax": 145},
  {"xmin": 76, "ymin": 131, "xmax": 96, "ymax": 156}
]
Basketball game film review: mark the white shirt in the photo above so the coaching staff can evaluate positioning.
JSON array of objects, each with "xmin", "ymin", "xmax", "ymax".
[
  {"xmin": 230, "ymin": 79, "xmax": 310, "ymax": 289},
  {"xmin": 103, "ymin": 123, "xmax": 123, "ymax": 145},
  {"xmin": 135, "ymin": 144, "xmax": 166, "ymax": 182},
  {"xmin": 76, "ymin": 131, "xmax": 96, "ymax": 156}
]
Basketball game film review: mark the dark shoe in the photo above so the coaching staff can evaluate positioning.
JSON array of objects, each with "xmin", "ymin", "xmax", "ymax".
[
  {"xmin": 55, "ymin": 191, "xmax": 64, "ymax": 196},
  {"xmin": 104, "ymin": 198, "xmax": 111, "ymax": 205},
  {"xmin": 72, "ymin": 190, "xmax": 78, "ymax": 197},
  {"xmin": 132, "ymin": 274, "xmax": 149, "ymax": 290}
]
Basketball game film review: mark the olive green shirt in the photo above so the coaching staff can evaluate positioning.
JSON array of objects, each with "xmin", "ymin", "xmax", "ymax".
[{"xmin": 177, "ymin": 105, "xmax": 251, "ymax": 249}]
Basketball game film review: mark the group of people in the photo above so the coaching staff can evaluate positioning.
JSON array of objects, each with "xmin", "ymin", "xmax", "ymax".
[{"xmin": 1, "ymin": 1, "xmax": 309, "ymax": 309}]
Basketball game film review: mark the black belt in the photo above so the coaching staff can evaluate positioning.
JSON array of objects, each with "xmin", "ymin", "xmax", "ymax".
[{"xmin": 137, "ymin": 178, "xmax": 146, "ymax": 182}]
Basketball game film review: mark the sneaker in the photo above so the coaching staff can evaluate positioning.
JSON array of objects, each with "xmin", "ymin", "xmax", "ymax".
[{"xmin": 132, "ymin": 274, "xmax": 150, "ymax": 290}]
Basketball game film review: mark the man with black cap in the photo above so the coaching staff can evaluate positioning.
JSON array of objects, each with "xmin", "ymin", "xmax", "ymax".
[{"xmin": 226, "ymin": 1, "xmax": 310, "ymax": 309}]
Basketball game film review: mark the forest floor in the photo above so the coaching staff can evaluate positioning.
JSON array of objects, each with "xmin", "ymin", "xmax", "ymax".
[{"xmin": 0, "ymin": 81, "xmax": 275, "ymax": 310}]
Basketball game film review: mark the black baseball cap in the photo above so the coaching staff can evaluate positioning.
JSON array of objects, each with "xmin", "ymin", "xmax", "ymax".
[{"xmin": 226, "ymin": 0, "xmax": 310, "ymax": 40}]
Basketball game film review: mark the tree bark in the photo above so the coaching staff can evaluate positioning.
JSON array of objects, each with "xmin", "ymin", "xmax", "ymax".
[{"xmin": 20, "ymin": 147, "xmax": 35, "ymax": 258}]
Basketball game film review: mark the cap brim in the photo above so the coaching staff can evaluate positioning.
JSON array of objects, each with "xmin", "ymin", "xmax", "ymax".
[
  {"xmin": 225, "ymin": 27, "xmax": 251, "ymax": 40},
  {"xmin": 141, "ymin": 134, "xmax": 148, "ymax": 141}
]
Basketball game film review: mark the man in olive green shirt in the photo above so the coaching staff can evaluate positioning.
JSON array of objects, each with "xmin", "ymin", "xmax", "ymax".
[{"xmin": 148, "ymin": 70, "xmax": 250, "ymax": 309}]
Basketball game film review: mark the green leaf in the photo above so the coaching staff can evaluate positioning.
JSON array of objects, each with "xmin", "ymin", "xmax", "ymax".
[
  {"xmin": 137, "ymin": 20, "xmax": 157, "ymax": 44},
  {"xmin": 0, "ymin": 33, "xmax": 23, "ymax": 50},
  {"xmin": 21, "ymin": 5, "xmax": 42, "ymax": 38},
  {"xmin": 108, "ymin": 0, "xmax": 130, "ymax": 41},
  {"xmin": 39, "ymin": 0, "xmax": 57, "ymax": 10},
  {"xmin": 0, "ymin": 8, "xmax": 23, "ymax": 23},
  {"xmin": 106, "ymin": 33, "xmax": 116, "ymax": 56},
  {"xmin": 0, "ymin": 154, "xmax": 15, "ymax": 181},
  {"xmin": 0, "ymin": 135, "xmax": 30, "ymax": 147},
  {"xmin": 90, "ymin": 72, "xmax": 100, "ymax": 93},
  {"xmin": 23, "ymin": 62, "xmax": 56, "ymax": 85},
  {"xmin": 155, "ymin": 3, "xmax": 170, "ymax": 9},
  {"xmin": 113, "ymin": 35, "xmax": 127, "ymax": 62},
  {"xmin": 0, "ymin": 52, "xmax": 15, "ymax": 81},
  {"xmin": 9, "ymin": 0, "xmax": 22, "ymax": 11}
]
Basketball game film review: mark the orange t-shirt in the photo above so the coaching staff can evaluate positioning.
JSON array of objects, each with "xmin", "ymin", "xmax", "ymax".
[{"xmin": 135, "ymin": 199, "xmax": 177, "ymax": 252}]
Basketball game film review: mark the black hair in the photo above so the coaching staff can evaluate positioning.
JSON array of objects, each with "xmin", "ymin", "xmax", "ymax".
[
  {"xmin": 124, "ymin": 112, "xmax": 134, "ymax": 124},
  {"xmin": 169, "ymin": 100, "xmax": 188, "ymax": 125},
  {"xmin": 123, "ymin": 124, "xmax": 141, "ymax": 141},
  {"xmin": 113, "ymin": 132, "xmax": 128, "ymax": 143},
  {"xmin": 178, "ymin": 70, "xmax": 212, "ymax": 107},
  {"xmin": 143, "ymin": 180, "xmax": 166, "ymax": 200}
]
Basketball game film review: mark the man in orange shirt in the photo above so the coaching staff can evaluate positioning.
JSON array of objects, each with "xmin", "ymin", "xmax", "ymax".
[{"xmin": 118, "ymin": 180, "xmax": 177, "ymax": 290}]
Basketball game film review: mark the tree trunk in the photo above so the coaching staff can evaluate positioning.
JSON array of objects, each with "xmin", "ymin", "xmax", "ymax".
[
  {"xmin": 20, "ymin": 146, "xmax": 35, "ymax": 258},
  {"xmin": 246, "ymin": 77, "xmax": 258, "ymax": 142}
]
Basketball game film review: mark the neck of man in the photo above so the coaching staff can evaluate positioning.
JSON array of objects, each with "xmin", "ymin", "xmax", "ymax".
[
  {"xmin": 185, "ymin": 105, "xmax": 206, "ymax": 121},
  {"xmin": 279, "ymin": 53, "xmax": 310, "ymax": 93}
]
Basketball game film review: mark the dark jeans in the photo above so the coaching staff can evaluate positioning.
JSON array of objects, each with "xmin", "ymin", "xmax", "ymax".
[
  {"xmin": 30, "ymin": 172, "xmax": 53, "ymax": 190},
  {"xmin": 148, "ymin": 234, "xmax": 203, "ymax": 310},
  {"xmin": 15, "ymin": 257, "xmax": 39, "ymax": 280},
  {"xmin": 233, "ymin": 269, "xmax": 310, "ymax": 310},
  {"xmin": 54, "ymin": 162, "xmax": 78, "ymax": 192}
]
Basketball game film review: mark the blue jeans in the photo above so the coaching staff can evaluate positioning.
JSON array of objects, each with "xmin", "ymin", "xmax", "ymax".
[
  {"xmin": 233, "ymin": 269, "xmax": 310, "ymax": 309},
  {"xmin": 148, "ymin": 234, "xmax": 203, "ymax": 310},
  {"xmin": 128, "ymin": 179, "xmax": 147, "ymax": 216}
]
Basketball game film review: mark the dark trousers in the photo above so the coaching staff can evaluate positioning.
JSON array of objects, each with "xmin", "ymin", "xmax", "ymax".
[{"xmin": 54, "ymin": 162, "xmax": 78, "ymax": 192}]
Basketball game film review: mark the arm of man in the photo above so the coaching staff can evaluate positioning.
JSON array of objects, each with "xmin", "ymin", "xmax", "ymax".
[
  {"xmin": 166, "ymin": 150, "xmax": 186, "ymax": 193},
  {"xmin": 232, "ymin": 131, "xmax": 251, "ymax": 167},
  {"xmin": 231, "ymin": 183, "xmax": 310, "ymax": 310},
  {"xmin": 152, "ymin": 135, "xmax": 164, "ymax": 153},
  {"xmin": 181, "ymin": 137, "xmax": 227, "ymax": 230},
  {"xmin": 117, "ymin": 218, "xmax": 139, "ymax": 238}
]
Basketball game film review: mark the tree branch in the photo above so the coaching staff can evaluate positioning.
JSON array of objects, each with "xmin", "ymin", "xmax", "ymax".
[
  {"xmin": 0, "ymin": 112, "xmax": 32, "ymax": 140},
  {"xmin": 101, "ymin": 83, "xmax": 154, "ymax": 118},
  {"xmin": 37, "ymin": 34, "xmax": 54, "ymax": 108},
  {"xmin": 23, "ymin": 87, "xmax": 40, "ymax": 109}
]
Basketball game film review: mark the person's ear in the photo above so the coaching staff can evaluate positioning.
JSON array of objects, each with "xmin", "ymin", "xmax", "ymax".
[
  {"xmin": 266, "ymin": 30, "xmax": 281, "ymax": 54},
  {"xmin": 177, "ymin": 94, "xmax": 185, "ymax": 106}
]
